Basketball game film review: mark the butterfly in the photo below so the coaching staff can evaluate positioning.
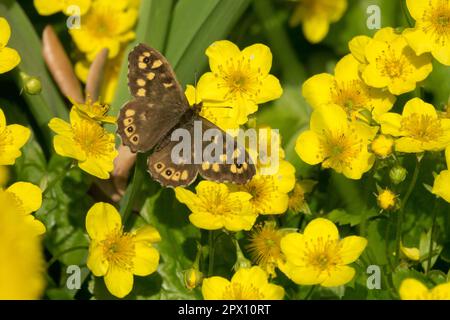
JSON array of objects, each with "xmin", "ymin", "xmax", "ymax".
[{"xmin": 117, "ymin": 43, "xmax": 256, "ymax": 188}]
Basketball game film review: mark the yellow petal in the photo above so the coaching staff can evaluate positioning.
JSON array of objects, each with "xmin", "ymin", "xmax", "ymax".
[
  {"xmin": 196, "ymin": 72, "xmax": 228, "ymax": 101},
  {"xmin": 403, "ymin": 28, "xmax": 433, "ymax": 56},
  {"xmin": 85, "ymin": 202, "xmax": 122, "ymax": 240},
  {"xmin": 134, "ymin": 225, "xmax": 161, "ymax": 243},
  {"xmin": 335, "ymin": 54, "xmax": 361, "ymax": 82},
  {"xmin": 374, "ymin": 27, "xmax": 401, "ymax": 42},
  {"xmin": 403, "ymin": 98, "xmax": 437, "ymax": 118},
  {"xmin": 231, "ymin": 266, "xmax": 268, "ymax": 286},
  {"xmin": 0, "ymin": 47, "xmax": 21, "ymax": 73},
  {"xmin": 53, "ymin": 135, "xmax": 86, "ymax": 161},
  {"xmin": 295, "ymin": 130, "xmax": 324, "ymax": 165},
  {"xmin": 432, "ymin": 282, "xmax": 450, "ymax": 299},
  {"xmin": 280, "ymin": 233, "xmax": 306, "ymax": 266},
  {"xmin": 400, "ymin": 243, "xmax": 420, "ymax": 261},
  {"xmin": 23, "ymin": 215, "xmax": 46, "ymax": 236},
  {"xmin": 302, "ymin": 15, "xmax": 329, "ymax": 44},
  {"xmin": 432, "ymin": 170, "xmax": 450, "ymax": 202},
  {"xmin": 87, "ymin": 241, "xmax": 108, "ymax": 276},
  {"xmin": 310, "ymin": 104, "xmax": 347, "ymax": 133},
  {"xmin": 202, "ymin": 276, "xmax": 230, "ymax": 300},
  {"xmin": 189, "ymin": 211, "xmax": 223, "ymax": 230},
  {"xmin": 104, "ymin": 265, "xmax": 133, "ymax": 298},
  {"xmin": 174, "ymin": 187, "xmax": 203, "ymax": 213},
  {"xmin": 432, "ymin": 42, "xmax": 450, "ymax": 66},
  {"xmin": 379, "ymin": 113, "xmax": 403, "ymax": 136},
  {"xmin": 303, "ymin": 218, "xmax": 339, "ymax": 241},
  {"xmin": 7, "ymin": 124, "xmax": 30, "ymax": 150},
  {"xmin": 445, "ymin": 146, "xmax": 450, "ymax": 167},
  {"xmin": 34, "ymin": 0, "xmax": 62, "ymax": 15},
  {"xmin": 302, "ymin": 73, "xmax": 335, "ymax": 109},
  {"xmin": 406, "ymin": 0, "xmax": 428, "ymax": 20},
  {"xmin": 7, "ymin": 182, "xmax": 42, "ymax": 213},
  {"xmin": 222, "ymin": 212, "xmax": 256, "ymax": 231},
  {"xmin": 399, "ymin": 278, "xmax": 429, "ymax": 300},
  {"xmin": 395, "ymin": 137, "xmax": 427, "ymax": 153},
  {"xmin": 279, "ymin": 263, "xmax": 323, "ymax": 285},
  {"xmin": 349, "ymin": 35, "xmax": 371, "ymax": 63},
  {"xmin": 339, "ymin": 236, "xmax": 367, "ymax": 264},
  {"xmin": 206, "ymin": 40, "xmax": 241, "ymax": 73},
  {"xmin": 62, "ymin": 0, "xmax": 92, "ymax": 15},
  {"xmin": 256, "ymin": 74, "xmax": 283, "ymax": 104},
  {"xmin": 321, "ymin": 265, "xmax": 355, "ymax": 287},
  {"xmin": 0, "ymin": 18, "xmax": 11, "ymax": 47},
  {"xmin": 242, "ymin": 43, "xmax": 272, "ymax": 75},
  {"xmin": 78, "ymin": 158, "xmax": 112, "ymax": 180},
  {"xmin": 0, "ymin": 108, "xmax": 5, "ymax": 127},
  {"xmin": 262, "ymin": 283, "xmax": 285, "ymax": 300},
  {"xmin": 48, "ymin": 118, "xmax": 72, "ymax": 136},
  {"xmin": 132, "ymin": 243, "xmax": 159, "ymax": 276}
]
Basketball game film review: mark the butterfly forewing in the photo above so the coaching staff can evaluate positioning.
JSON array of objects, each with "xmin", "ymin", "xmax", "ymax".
[{"xmin": 117, "ymin": 44, "xmax": 188, "ymax": 153}]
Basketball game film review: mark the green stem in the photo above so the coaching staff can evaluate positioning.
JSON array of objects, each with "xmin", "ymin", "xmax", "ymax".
[
  {"xmin": 395, "ymin": 156, "xmax": 421, "ymax": 263},
  {"xmin": 400, "ymin": 0, "xmax": 414, "ymax": 27},
  {"xmin": 43, "ymin": 160, "xmax": 74, "ymax": 196},
  {"xmin": 120, "ymin": 153, "xmax": 146, "ymax": 226},
  {"xmin": 426, "ymin": 198, "xmax": 439, "ymax": 274},
  {"xmin": 46, "ymin": 246, "xmax": 88, "ymax": 268},
  {"xmin": 304, "ymin": 285, "xmax": 316, "ymax": 300},
  {"xmin": 208, "ymin": 230, "xmax": 216, "ymax": 276}
]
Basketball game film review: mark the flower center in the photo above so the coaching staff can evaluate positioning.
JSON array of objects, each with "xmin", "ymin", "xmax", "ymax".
[
  {"xmin": 379, "ymin": 53, "xmax": 409, "ymax": 79},
  {"xmin": 331, "ymin": 81, "xmax": 368, "ymax": 114},
  {"xmin": 243, "ymin": 177, "xmax": 275, "ymax": 214},
  {"xmin": 222, "ymin": 283, "xmax": 264, "ymax": 300},
  {"xmin": 72, "ymin": 119, "xmax": 114, "ymax": 158},
  {"xmin": 101, "ymin": 230, "xmax": 135, "ymax": 270},
  {"xmin": 303, "ymin": 236, "xmax": 342, "ymax": 272},
  {"xmin": 86, "ymin": 6, "xmax": 119, "ymax": 38},
  {"xmin": 321, "ymin": 129, "xmax": 363, "ymax": 171},
  {"xmin": 424, "ymin": 3, "xmax": 450, "ymax": 45},
  {"xmin": 247, "ymin": 223, "xmax": 283, "ymax": 272},
  {"xmin": 400, "ymin": 114, "xmax": 442, "ymax": 142}
]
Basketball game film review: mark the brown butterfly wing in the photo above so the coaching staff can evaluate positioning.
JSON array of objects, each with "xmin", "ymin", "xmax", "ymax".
[
  {"xmin": 147, "ymin": 117, "xmax": 199, "ymax": 188},
  {"xmin": 117, "ymin": 44, "xmax": 188, "ymax": 153},
  {"xmin": 197, "ymin": 116, "xmax": 256, "ymax": 184}
]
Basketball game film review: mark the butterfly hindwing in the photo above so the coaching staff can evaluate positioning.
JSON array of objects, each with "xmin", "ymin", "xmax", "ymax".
[{"xmin": 197, "ymin": 116, "xmax": 256, "ymax": 184}]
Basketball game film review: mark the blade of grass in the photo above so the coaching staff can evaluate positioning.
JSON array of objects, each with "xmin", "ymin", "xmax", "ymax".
[
  {"xmin": 0, "ymin": 0, "xmax": 68, "ymax": 120},
  {"xmin": 165, "ymin": 0, "xmax": 251, "ymax": 85}
]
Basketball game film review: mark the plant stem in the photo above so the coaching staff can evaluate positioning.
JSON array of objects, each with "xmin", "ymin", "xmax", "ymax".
[
  {"xmin": 120, "ymin": 153, "xmax": 146, "ymax": 226},
  {"xmin": 46, "ymin": 246, "xmax": 88, "ymax": 268},
  {"xmin": 395, "ymin": 156, "xmax": 421, "ymax": 263},
  {"xmin": 304, "ymin": 285, "xmax": 316, "ymax": 300},
  {"xmin": 400, "ymin": 0, "xmax": 414, "ymax": 27},
  {"xmin": 208, "ymin": 230, "xmax": 216, "ymax": 276},
  {"xmin": 426, "ymin": 198, "xmax": 439, "ymax": 274}
]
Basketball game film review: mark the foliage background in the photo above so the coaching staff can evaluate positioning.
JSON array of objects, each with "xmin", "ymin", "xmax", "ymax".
[{"xmin": 0, "ymin": 0, "xmax": 449, "ymax": 299}]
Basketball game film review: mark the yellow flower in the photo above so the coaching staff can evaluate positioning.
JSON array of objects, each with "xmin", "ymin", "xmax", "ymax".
[
  {"xmin": 69, "ymin": 0, "xmax": 137, "ymax": 61},
  {"xmin": 400, "ymin": 242, "xmax": 420, "ymax": 261},
  {"xmin": 370, "ymin": 134, "xmax": 395, "ymax": 159},
  {"xmin": 86, "ymin": 202, "xmax": 160, "ymax": 298},
  {"xmin": 48, "ymin": 109, "xmax": 118, "ymax": 179},
  {"xmin": 0, "ymin": 18, "xmax": 21, "ymax": 74},
  {"xmin": 403, "ymin": 0, "xmax": 450, "ymax": 66},
  {"xmin": 197, "ymin": 41, "xmax": 283, "ymax": 125},
  {"xmin": 0, "ymin": 190, "xmax": 45, "ymax": 299},
  {"xmin": 379, "ymin": 98, "xmax": 450, "ymax": 153},
  {"xmin": 185, "ymin": 84, "xmax": 241, "ymax": 131},
  {"xmin": 72, "ymin": 97, "xmax": 116, "ymax": 124},
  {"xmin": 33, "ymin": 0, "xmax": 91, "ymax": 16},
  {"xmin": 235, "ymin": 160, "xmax": 296, "ymax": 215},
  {"xmin": 296, "ymin": 104, "xmax": 378, "ymax": 180},
  {"xmin": 247, "ymin": 222, "xmax": 288, "ymax": 277},
  {"xmin": 376, "ymin": 188, "xmax": 397, "ymax": 211},
  {"xmin": 302, "ymin": 54, "xmax": 395, "ymax": 121},
  {"xmin": 175, "ymin": 181, "xmax": 257, "ymax": 231},
  {"xmin": 289, "ymin": 0, "xmax": 347, "ymax": 44},
  {"xmin": 5, "ymin": 182, "xmax": 45, "ymax": 235},
  {"xmin": 288, "ymin": 180, "xmax": 317, "ymax": 214},
  {"xmin": 279, "ymin": 218, "xmax": 367, "ymax": 287},
  {"xmin": 400, "ymin": 278, "xmax": 450, "ymax": 300},
  {"xmin": 349, "ymin": 27, "xmax": 402, "ymax": 65},
  {"xmin": 202, "ymin": 266, "xmax": 284, "ymax": 300},
  {"xmin": 75, "ymin": 50, "xmax": 124, "ymax": 104},
  {"xmin": 432, "ymin": 146, "xmax": 450, "ymax": 202},
  {"xmin": 362, "ymin": 35, "xmax": 432, "ymax": 95},
  {"xmin": 0, "ymin": 108, "xmax": 30, "ymax": 165}
]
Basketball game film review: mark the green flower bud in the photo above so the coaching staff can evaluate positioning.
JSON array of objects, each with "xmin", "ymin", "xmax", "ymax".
[
  {"xmin": 390, "ymin": 166, "xmax": 407, "ymax": 185},
  {"xmin": 20, "ymin": 72, "xmax": 42, "ymax": 95},
  {"xmin": 183, "ymin": 268, "xmax": 203, "ymax": 290}
]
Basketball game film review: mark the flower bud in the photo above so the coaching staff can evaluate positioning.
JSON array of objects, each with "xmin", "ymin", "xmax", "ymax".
[
  {"xmin": 371, "ymin": 135, "xmax": 394, "ymax": 159},
  {"xmin": 390, "ymin": 166, "xmax": 407, "ymax": 185},
  {"xmin": 183, "ymin": 268, "xmax": 203, "ymax": 290},
  {"xmin": 376, "ymin": 188, "xmax": 397, "ymax": 211},
  {"xmin": 20, "ymin": 72, "xmax": 42, "ymax": 95}
]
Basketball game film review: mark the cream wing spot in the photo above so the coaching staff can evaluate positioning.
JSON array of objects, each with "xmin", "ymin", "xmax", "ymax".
[
  {"xmin": 163, "ymin": 83, "xmax": 174, "ymax": 88},
  {"xmin": 172, "ymin": 171, "xmax": 181, "ymax": 181},
  {"xmin": 154, "ymin": 162, "xmax": 165, "ymax": 173},
  {"xmin": 125, "ymin": 109, "xmax": 135, "ymax": 117},
  {"xmin": 125, "ymin": 124, "xmax": 136, "ymax": 137},
  {"xmin": 138, "ymin": 62, "xmax": 147, "ymax": 69},
  {"xmin": 130, "ymin": 135, "xmax": 139, "ymax": 145},
  {"xmin": 147, "ymin": 72, "xmax": 155, "ymax": 80},
  {"xmin": 137, "ymin": 88, "xmax": 146, "ymax": 97},
  {"xmin": 212, "ymin": 163, "xmax": 220, "ymax": 172},
  {"xmin": 202, "ymin": 162, "xmax": 210, "ymax": 170},
  {"xmin": 137, "ymin": 79, "xmax": 146, "ymax": 86},
  {"xmin": 181, "ymin": 170, "xmax": 188, "ymax": 180},
  {"xmin": 123, "ymin": 118, "xmax": 133, "ymax": 126},
  {"xmin": 152, "ymin": 60, "xmax": 163, "ymax": 69}
]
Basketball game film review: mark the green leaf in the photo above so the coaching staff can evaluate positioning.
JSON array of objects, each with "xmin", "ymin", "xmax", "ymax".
[
  {"xmin": 327, "ymin": 208, "xmax": 379, "ymax": 227},
  {"xmin": 141, "ymin": 189, "xmax": 201, "ymax": 299}
]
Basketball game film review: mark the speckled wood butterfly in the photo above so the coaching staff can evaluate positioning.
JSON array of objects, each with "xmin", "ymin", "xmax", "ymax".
[{"xmin": 117, "ymin": 44, "xmax": 256, "ymax": 188}]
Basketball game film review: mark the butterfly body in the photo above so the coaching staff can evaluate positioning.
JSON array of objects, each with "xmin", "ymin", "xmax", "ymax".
[{"xmin": 117, "ymin": 44, "xmax": 256, "ymax": 188}]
